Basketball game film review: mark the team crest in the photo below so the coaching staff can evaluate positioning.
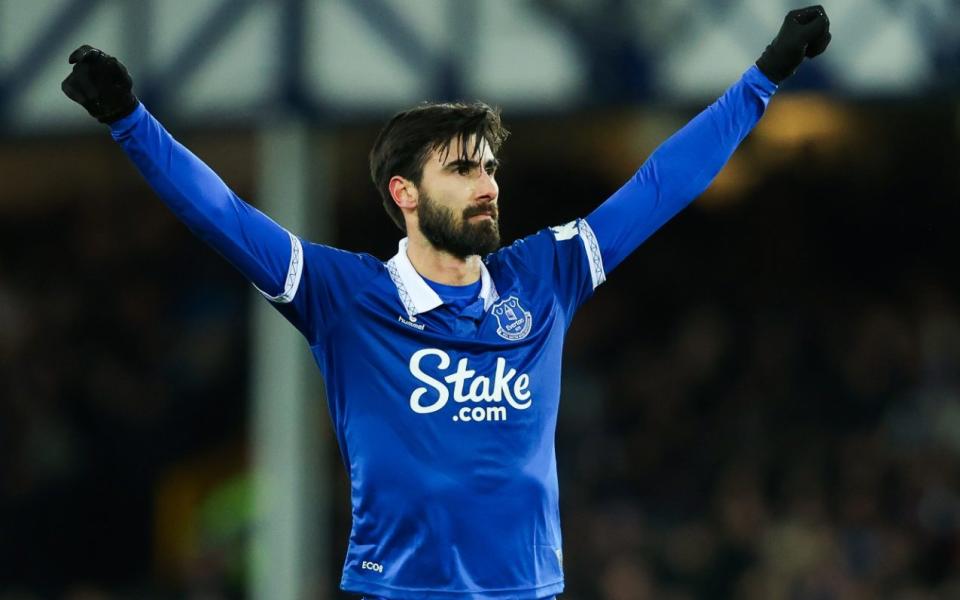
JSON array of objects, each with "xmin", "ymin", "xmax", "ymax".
[{"xmin": 492, "ymin": 296, "xmax": 532, "ymax": 341}]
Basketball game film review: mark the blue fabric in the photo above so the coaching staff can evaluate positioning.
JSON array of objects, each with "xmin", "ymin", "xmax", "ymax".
[
  {"xmin": 107, "ymin": 65, "xmax": 775, "ymax": 599},
  {"xmin": 304, "ymin": 223, "xmax": 590, "ymax": 599},
  {"xmin": 109, "ymin": 104, "xmax": 295, "ymax": 299},
  {"xmin": 586, "ymin": 65, "xmax": 776, "ymax": 273},
  {"xmin": 423, "ymin": 278, "xmax": 483, "ymax": 304},
  {"xmin": 424, "ymin": 278, "xmax": 485, "ymax": 336}
]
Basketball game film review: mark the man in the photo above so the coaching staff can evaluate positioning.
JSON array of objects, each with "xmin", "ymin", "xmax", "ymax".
[{"xmin": 62, "ymin": 6, "xmax": 830, "ymax": 599}]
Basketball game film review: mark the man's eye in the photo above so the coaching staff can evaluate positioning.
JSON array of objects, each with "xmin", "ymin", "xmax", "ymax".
[
  {"xmin": 456, "ymin": 165, "xmax": 472, "ymax": 176},
  {"xmin": 485, "ymin": 166, "xmax": 497, "ymax": 176}
]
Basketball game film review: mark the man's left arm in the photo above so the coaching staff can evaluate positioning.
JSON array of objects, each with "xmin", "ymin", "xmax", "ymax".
[{"xmin": 586, "ymin": 5, "xmax": 831, "ymax": 274}]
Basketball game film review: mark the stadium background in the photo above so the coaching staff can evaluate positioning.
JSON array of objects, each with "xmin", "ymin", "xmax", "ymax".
[{"xmin": 2, "ymin": 1, "xmax": 959, "ymax": 598}]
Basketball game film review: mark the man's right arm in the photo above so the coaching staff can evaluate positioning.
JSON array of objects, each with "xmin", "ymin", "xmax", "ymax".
[
  {"xmin": 62, "ymin": 45, "xmax": 299, "ymax": 303},
  {"xmin": 63, "ymin": 46, "xmax": 386, "ymax": 344},
  {"xmin": 108, "ymin": 103, "xmax": 300, "ymax": 303}
]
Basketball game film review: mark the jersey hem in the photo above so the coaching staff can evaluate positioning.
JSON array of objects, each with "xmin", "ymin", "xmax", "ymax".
[{"xmin": 341, "ymin": 577, "xmax": 564, "ymax": 599}]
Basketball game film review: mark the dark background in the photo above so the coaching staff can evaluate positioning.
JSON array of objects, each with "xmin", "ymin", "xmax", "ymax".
[{"xmin": 2, "ymin": 95, "xmax": 959, "ymax": 599}]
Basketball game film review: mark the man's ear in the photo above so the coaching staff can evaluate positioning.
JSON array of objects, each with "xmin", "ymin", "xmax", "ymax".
[{"xmin": 389, "ymin": 176, "xmax": 417, "ymax": 211}]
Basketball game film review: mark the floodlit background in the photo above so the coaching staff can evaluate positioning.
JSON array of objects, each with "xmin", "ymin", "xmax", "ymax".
[{"xmin": 2, "ymin": 1, "xmax": 959, "ymax": 598}]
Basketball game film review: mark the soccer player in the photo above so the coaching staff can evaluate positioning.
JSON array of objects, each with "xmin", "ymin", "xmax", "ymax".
[{"xmin": 62, "ymin": 6, "xmax": 830, "ymax": 599}]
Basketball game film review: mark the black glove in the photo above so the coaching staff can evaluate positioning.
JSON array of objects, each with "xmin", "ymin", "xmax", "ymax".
[
  {"xmin": 61, "ymin": 45, "xmax": 139, "ymax": 124},
  {"xmin": 756, "ymin": 5, "xmax": 832, "ymax": 84}
]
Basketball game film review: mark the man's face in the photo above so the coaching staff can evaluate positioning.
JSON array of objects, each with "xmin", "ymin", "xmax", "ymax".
[{"xmin": 415, "ymin": 135, "xmax": 500, "ymax": 259}]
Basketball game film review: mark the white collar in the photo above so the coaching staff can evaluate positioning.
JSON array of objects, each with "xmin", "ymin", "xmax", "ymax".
[{"xmin": 386, "ymin": 238, "xmax": 499, "ymax": 318}]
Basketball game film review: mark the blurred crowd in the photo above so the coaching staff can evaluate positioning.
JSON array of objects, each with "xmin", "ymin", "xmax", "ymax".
[
  {"xmin": 0, "ymin": 187, "xmax": 249, "ymax": 597},
  {"xmin": 558, "ymin": 206, "xmax": 960, "ymax": 599},
  {"xmin": 2, "ymin": 104, "xmax": 959, "ymax": 599}
]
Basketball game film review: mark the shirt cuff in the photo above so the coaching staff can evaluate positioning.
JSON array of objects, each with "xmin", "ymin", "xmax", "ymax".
[
  {"xmin": 109, "ymin": 103, "xmax": 147, "ymax": 138},
  {"xmin": 744, "ymin": 64, "xmax": 779, "ymax": 95}
]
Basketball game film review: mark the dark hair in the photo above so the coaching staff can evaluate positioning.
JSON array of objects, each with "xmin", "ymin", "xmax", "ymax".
[{"xmin": 369, "ymin": 101, "xmax": 509, "ymax": 232}]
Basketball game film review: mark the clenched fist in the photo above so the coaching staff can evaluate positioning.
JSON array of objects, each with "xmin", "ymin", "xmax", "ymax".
[
  {"xmin": 756, "ymin": 6, "xmax": 832, "ymax": 84},
  {"xmin": 61, "ymin": 45, "xmax": 139, "ymax": 124}
]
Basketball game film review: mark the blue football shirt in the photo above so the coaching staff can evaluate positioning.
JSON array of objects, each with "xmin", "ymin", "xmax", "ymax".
[
  {"xmin": 108, "ymin": 66, "xmax": 777, "ymax": 598},
  {"xmin": 277, "ymin": 228, "xmax": 604, "ymax": 598}
]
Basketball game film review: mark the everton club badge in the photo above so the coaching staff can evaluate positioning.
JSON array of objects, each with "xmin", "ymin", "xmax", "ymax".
[{"xmin": 492, "ymin": 296, "xmax": 532, "ymax": 341}]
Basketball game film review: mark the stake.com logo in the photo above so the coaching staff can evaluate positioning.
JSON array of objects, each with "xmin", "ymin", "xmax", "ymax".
[{"xmin": 408, "ymin": 348, "xmax": 532, "ymax": 422}]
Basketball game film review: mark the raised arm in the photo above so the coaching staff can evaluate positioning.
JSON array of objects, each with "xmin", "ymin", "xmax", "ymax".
[
  {"xmin": 587, "ymin": 5, "xmax": 831, "ymax": 273},
  {"xmin": 61, "ymin": 45, "xmax": 299, "ymax": 302}
]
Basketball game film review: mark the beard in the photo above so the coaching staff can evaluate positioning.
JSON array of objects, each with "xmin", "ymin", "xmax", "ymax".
[{"xmin": 417, "ymin": 190, "xmax": 500, "ymax": 259}]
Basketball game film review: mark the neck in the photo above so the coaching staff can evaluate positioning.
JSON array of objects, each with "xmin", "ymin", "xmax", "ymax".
[{"xmin": 405, "ymin": 229, "xmax": 481, "ymax": 286}]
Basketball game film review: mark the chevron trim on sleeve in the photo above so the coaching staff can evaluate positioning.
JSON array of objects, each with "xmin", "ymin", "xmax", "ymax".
[
  {"xmin": 577, "ymin": 219, "xmax": 606, "ymax": 290},
  {"xmin": 256, "ymin": 231, "xmax": 304, "ymax": 304}
]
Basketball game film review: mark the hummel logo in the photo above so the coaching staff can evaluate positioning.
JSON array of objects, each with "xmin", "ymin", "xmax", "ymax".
[{"xmin": 398, "ymin": 315, "xmax": 425, "ymax": 330}]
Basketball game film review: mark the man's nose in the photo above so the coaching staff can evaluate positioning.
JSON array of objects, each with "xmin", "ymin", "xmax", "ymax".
[{"xmin": 476, "ymin": 169, "xmax": 498, "ymax": 200}]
